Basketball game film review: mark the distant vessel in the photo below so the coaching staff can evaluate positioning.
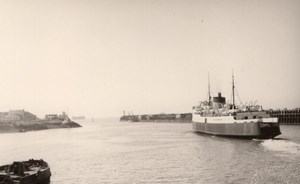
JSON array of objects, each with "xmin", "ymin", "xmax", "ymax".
[
  {"xmin": 192, "ymin": 73, "xmax": 281, "ymax": 139},
  {"xmin": 0, "ymin": 159, "xmax": 51, "ymax": 184},
  {"xmin": 72, "ymin": 116, "xmax": 85, "ymax": 120}
]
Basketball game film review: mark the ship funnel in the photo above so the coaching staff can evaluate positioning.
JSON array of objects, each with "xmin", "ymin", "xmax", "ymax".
[{"xmin": 213, "ymin": 92, "xmax": 226, "ymax": 104}]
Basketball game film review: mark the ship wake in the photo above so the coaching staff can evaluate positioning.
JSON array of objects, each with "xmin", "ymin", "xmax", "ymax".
[{"xmin": 260, "ymin": 139, "xmax": 300, "ymax": 155}]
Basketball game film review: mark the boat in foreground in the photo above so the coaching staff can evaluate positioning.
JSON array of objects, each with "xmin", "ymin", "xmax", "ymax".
[
  {"xmin": 0, "ymin": 159, "xmax": 51, "ymax": 184},
  {"xmin": 192, "ymin": 74, "xmax": 281, "ymax": 139}
]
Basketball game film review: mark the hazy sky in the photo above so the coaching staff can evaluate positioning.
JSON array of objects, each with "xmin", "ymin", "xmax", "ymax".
[{"xmin": 0, "ymin": 0, "xmax": 299, "ymax": 118}]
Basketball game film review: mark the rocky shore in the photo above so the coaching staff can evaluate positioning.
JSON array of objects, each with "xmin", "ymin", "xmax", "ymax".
[
  {"xmin": 0, "ymin": 110, "xmax": 81, "ymax": 133},
  {"xmin": 0, "ymin": 120, "xmax": 81, "ymax": 133}
]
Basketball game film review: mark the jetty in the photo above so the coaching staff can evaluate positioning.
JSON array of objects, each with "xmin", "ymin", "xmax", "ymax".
[{"xmin": 267, "ymin": 108, "xmax": 300, "ymax": 125}]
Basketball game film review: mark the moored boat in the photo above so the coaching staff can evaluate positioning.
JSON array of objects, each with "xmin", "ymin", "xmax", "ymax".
[
  {"xmin": 0, "ymin": 159, "xmax": 51, "ymax": 184},
  {"xmin": 192, "ymin": 74, "xmax": 281, "ymax": 139}
]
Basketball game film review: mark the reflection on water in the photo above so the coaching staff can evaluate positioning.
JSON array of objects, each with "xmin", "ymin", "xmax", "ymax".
[{"xmin": 1, "ymin": 119, "xmax": 300, "ymax": 184}]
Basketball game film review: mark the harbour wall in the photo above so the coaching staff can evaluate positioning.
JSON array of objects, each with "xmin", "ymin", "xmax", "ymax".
[
  {"xmin": 120, "ymin": 113, "xmax": 192, "ymax": 123},
  {"xmin": 120, "ymin": 109, "xmax": 300, "ymax": 125},
  {"xmin": 267, "ymin": 109, "xmax": 300, "ymax": 125}
]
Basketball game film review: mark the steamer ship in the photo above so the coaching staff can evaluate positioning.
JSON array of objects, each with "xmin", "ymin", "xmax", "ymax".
[{"xmin": 192, "ymin": 74, "xmax": 281, "ymax": 139}]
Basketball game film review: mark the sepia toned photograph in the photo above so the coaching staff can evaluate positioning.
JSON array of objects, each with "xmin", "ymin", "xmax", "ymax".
[{"xmin": 0, "ymin": 0, "xmax": 299, "ymax": 183}]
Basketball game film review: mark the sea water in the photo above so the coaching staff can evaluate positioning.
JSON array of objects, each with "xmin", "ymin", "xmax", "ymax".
[{"xmin": 1, "ymin": 119, "xmax": 300, "ymax": 184}]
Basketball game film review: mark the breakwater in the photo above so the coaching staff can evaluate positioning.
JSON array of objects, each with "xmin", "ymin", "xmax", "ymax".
[
  {"xmin": 120, "ymin": 113, "xmax": 192, "ymax": 123},
  {"xmin": 120, "ymin": 108, "xmax": 300, "ymax": 125},
  {"xmin": 0, "ymin": 109, "xmax": 81, "ymax": 133},
  {"xmin": 268, "ymin": 109, "xmax": 300, "ymax": 125}
]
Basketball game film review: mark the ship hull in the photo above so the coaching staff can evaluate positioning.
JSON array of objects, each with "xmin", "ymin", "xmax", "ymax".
[{"xmin": 192, "ymin": 121, "xmax": 281, "ymax": 139}]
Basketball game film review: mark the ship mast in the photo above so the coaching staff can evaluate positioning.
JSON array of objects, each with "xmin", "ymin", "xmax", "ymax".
[
  {"xmin": 232, "ymin": 71, "xmax": 235, "ymax": 109},
  {"xmin": 208, "ymin": 73, "xmax": 211, "ymax": 104}
]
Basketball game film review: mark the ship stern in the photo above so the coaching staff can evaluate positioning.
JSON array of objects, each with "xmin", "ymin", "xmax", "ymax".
[{"xmin": 259, "ymin": 122, "xmax": 281, "ymax": 139}]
